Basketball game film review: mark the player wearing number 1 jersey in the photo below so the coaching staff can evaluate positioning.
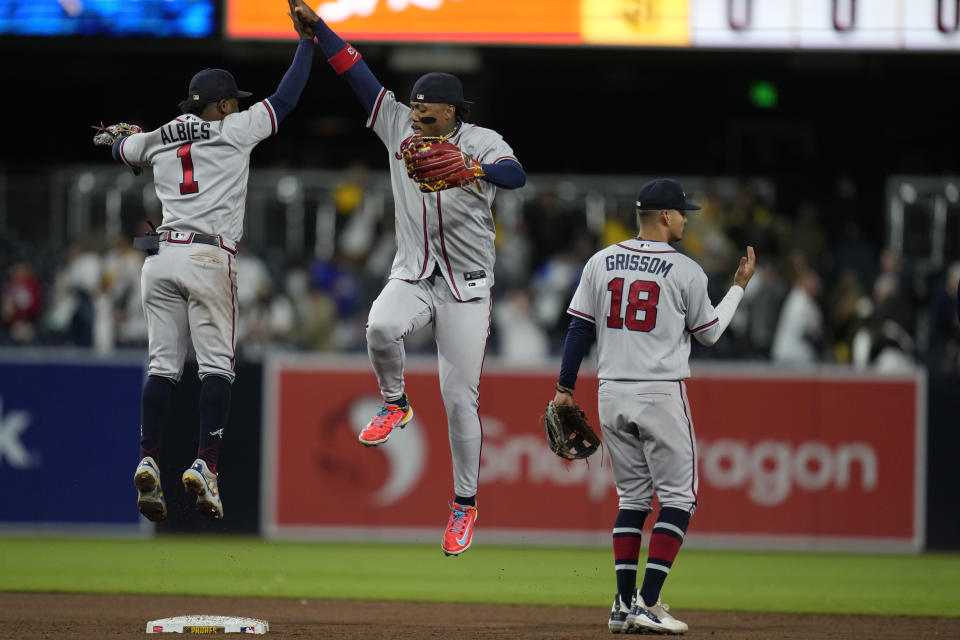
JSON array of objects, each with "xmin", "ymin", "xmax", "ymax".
[
  {"xmin": 552, "ymin": 178, "xmax": 755, "ymax": 634},
  {"xmin": 96, "ymin": 5, "xmax": 315, "ymax": 523}
]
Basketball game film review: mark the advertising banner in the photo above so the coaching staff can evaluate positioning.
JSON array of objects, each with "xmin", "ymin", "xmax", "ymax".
[
  {"xmin": 228, "ymin": 0, "xmax": 582, "ymax": 43},
  {"xmin": 0, "ymin": 355, "xmax": 145, "ymax": 530},
  {"xmin": 227, "ymin": 0, "xmax": 960, "ymax": 50},
  {"xmin": 263, "ymin": 358, "xmax": 924, "ymax": 550},
  {"xmin": 227, "ymin": 0, "xmax": 692, "ymax": 45}
]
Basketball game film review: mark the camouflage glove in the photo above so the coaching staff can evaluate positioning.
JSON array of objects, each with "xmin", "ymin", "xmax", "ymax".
[{"xmin": 91, "ymin": 122, "xmax": 143, "ymax": 147}]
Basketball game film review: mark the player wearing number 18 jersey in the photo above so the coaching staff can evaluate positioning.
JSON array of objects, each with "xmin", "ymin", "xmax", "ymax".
[
  {"xmin": 552, "ymin": 178, "xmax": 755, "ymax": 634},
  {"xmin": 97, "ymin": 5, "xmax": 315, "ymax": 523}
]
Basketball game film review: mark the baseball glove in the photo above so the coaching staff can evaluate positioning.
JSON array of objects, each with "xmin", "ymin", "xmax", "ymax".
[
  {"xmin": 402, "ymin": 137, "xmax": 485, "ymax": 192},
  {"xmin": 91, "ymin": 122, "xmax": 143, "ymax": 147},
  {"xmin": 542, "ymin": 400, "xmax": 601, "ymax": 461},
  {"xmin": 92, "ymin": 122, "xmax": 144, "ymax": 175}
]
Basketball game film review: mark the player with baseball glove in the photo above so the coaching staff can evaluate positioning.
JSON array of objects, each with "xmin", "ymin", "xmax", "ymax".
[
  {"xmin": 290, "ymin": 0, "xmax": 526, "ymax": 557},
  {"xmin": 551, "ymin": 178, "xmax": 755, "ymax": 634},
  {"xmin": 91, "ymin": 0, "xmax": 315, "ymax": 524}
]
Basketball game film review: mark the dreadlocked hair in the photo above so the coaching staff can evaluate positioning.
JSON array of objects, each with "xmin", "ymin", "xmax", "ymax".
[
  {"xmin": 454, "ymin": 102, "xmax": 472, "ymax": 123},
  {"xmin": 178, "ymin": 98, "xmax": 208, "ymax": 116}
]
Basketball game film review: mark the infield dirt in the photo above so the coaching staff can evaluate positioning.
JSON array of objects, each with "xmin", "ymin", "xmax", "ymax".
[{"xmin": 2, "ymin": 592, "xmax": 958, "ymax": 639}]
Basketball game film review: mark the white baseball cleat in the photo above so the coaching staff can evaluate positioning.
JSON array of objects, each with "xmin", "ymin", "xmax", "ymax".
[
  {"xmin": 608, "ymin": 594, "xmax": 631, "ymax": 633},
  {"xmin": 627, "ymin": 592, "xmax": 688, "ymax": 635},
  {"xmin": 182, "ymin": 458, "xmax": 223, "ymax": 521}
]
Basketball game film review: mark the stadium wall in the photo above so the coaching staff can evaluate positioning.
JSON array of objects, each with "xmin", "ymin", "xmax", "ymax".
[{"xmin": 2, "ymin": 352, "xmax": 953, "ymax": 550}]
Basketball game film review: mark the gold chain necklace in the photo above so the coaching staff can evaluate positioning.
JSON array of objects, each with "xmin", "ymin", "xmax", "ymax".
[{"xmin": 420, "ymin": 123, "xmax": 460, "ymax": 142}]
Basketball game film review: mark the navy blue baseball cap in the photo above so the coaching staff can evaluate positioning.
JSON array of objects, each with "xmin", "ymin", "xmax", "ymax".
[
  {"xmin": 186, "ymin": 68, "xmax": 252, "ymax": 104},
  {"xmin": 410, "ymin": 72, "xmax": 473, "ymax": 104},
  {"xmin": 635, "ymin": 178, "xmax": 701, "ymax": 211}
]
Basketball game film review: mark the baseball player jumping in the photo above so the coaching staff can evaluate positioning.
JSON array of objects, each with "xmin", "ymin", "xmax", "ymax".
[
  {"xmin": 552, "ymin": 178, "xmax": 755, "ymax": 634},
  {"xmin": 93, "ymin": 2, "xmax": 315, "ymax": 523},
  {"xmin": 290, "ymin": 0, "xmax": 526, "ymax": 556}
]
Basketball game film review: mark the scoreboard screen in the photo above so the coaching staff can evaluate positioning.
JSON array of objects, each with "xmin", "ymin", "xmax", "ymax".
[{"xmin": 0, "ymin": 0, "xmax": 216, "ymax": 37}]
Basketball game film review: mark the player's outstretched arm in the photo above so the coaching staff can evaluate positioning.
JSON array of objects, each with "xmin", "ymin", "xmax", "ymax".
[
  {"xmin": 291, "ymin": 0, "xmax": 383, "ymax": 115},
  {"xmin": 263, "ymin": 0, "xmax": 317, "ymax": 124},
  {"xmin": 693, "ymin": 245, "xmax": 756, "ymax": 347},
  {"xmin": 264, "ymin": 35, "xmax": 315, "ymax": 124}
]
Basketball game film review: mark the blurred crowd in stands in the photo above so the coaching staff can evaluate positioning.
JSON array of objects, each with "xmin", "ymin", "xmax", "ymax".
[{"xmin": 2, "ymin": 172, "xmax": 959, "ymax": 374}]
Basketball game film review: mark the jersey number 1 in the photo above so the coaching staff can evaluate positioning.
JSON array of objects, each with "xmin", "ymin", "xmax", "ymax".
[
  {"xmin": 606, "ymin": 278, "xmax": 660, "ymax": 332},
  {"xmin": 177, "ymin": 143, "xmax": 199, "ymax": 195}
]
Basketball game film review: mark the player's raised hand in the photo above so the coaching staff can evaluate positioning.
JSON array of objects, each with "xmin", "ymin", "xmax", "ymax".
[
  {"xmin": 286, "ymin": 0, "xmax": 314, "ymax": 39},
  {"xmin": 734, "ymin": 246, "xmax": 756, "ymax": 289},
  {"xmin": 290, "ymin": 0, "xmax": 320, "ymax": 27}
]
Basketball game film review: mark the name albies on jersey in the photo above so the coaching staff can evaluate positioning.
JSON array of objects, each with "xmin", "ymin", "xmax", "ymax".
[
  {"xmin": 159, "ymin": 120, "xmax": 212, "ymax": 145},
  {"xmin": 567, "ymin": 238, "xmax": 720, "ymax": 381}
]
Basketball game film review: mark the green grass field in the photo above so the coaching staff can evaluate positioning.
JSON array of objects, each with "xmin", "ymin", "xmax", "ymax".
[{"xmin": 1, "ymin": 536, "xmax": 958, "ymax": 617}]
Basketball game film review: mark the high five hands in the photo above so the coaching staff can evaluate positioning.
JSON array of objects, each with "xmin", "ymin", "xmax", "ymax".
[
  {"xmin": 289, "ymin": 0, "xmax": 320, "ymax": 30},
  {"xmin": 287, "ymin": 0, "xmax": 316, "ymax": 39}
]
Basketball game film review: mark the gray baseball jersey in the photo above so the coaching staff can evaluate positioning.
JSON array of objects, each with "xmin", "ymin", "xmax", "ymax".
[
  {"xmin": 567, "ymin": 237, "xmax": 730, "ymax": 512},
  {"xmin": 368, "ymin": 88, "xmax": 518, "ymax": 301},
  {"xmin": 364, "ymin": 88, "xmax": 519, "ymax": 498},
  {"xmin": 119, "ymin": 101, "xmax": 279, "ymax": 381},
  {"xmin": 568, "ymin": 238, "xmax": 719, "ymax": 381},
  {"xmin": 118, "ymin": 103, "xmax": 278, "ymax": 246}
]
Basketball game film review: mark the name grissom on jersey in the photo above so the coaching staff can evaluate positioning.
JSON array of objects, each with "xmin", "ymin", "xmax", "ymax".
[{"xmin": 605, "ymin": 253, "xmax": 674, "ymax": 278}]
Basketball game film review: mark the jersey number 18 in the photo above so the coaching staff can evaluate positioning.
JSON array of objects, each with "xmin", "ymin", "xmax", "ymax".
[{"xmin": 606, "ymin": 278, "xmax": 660, "ymax": 332}]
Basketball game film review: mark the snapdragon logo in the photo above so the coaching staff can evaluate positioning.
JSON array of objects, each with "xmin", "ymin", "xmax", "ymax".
[
  {"xmin": 478, "ymin": 417, "xmax": 614, "ymax": 501},
  {"xmin": 699, "ymin": 439, "xmax": 878, "ymax": 506},
  {"xmin": 476, "ymin": 417, "xmax": 878, "ymax": 508}
]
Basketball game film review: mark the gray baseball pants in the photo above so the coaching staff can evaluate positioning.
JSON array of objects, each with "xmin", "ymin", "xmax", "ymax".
[{"xmin": 366, "ymin": 274, "xmax": 491, "ymax": 498}]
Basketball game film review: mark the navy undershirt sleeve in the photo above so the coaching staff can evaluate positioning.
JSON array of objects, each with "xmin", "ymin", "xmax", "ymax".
[
  {"xmin": 313, "ymin": 17, "xmax": 347, "ymax": 56},
  {"xmin": 312, "ymin": 18, "xmax": 382, "ymax": 114},
  {"xmin": 266, "ymin": 38, "xmax": 315, "ymax": 123},
  {"xmin": 341, "ymin": 60, "xmax": 383, "ymax": 115},
  {"xmin": 558, "ymin": 316, "xmax": 596, "ymax": 390},
  {"xmin": 481, "ymin": 159, "xmax": 526, "ymax": 189}
]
